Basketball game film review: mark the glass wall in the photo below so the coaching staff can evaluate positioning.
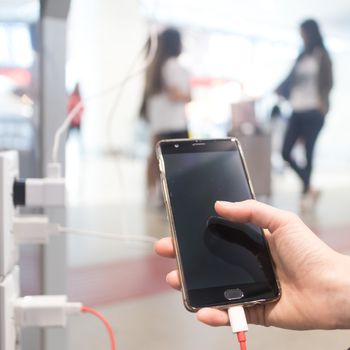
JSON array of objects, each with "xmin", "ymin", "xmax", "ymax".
[{"xmin": 0, "ymin": 1, "xmax": 40, "ymax": 177}]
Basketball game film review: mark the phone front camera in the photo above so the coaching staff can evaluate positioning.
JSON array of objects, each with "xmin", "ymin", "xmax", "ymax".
[{"xmin": 174, "ymin": 144, "xmax": 179, "ymax": 148}]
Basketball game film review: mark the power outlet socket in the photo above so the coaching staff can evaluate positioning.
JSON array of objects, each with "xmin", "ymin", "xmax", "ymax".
[
  {"xmin": 0, "ymin": 266, "xmax": 20, "ymax": 350},
  {"xmin": 0, "ymin": 151, "xmax": 19, "ymax": 279}
]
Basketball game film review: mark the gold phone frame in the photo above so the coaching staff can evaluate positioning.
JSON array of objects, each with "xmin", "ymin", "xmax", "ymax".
[{"xmin": 156, "ymin": 137, "xmax": 281, "ymax": 312}]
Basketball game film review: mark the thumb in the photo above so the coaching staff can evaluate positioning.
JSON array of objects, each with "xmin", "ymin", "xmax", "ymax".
[{"xmin": 214, "ymin": 200, "xmax": 297, "ymax": 233}]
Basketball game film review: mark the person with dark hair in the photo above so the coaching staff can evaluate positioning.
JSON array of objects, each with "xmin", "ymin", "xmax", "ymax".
[
  {"xmin": 276, "ymin": 19, "xmax": 333, "ymax": 210},
  {"xmin": 142, "ymin": 28, "xmax": 191, "ymax": 204}
]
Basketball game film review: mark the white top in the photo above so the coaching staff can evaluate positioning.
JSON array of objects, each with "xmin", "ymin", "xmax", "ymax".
[
  {"xmin": 147, "ymin": 58, "xmax": 191, "ymax": 134},
  {"xmin": 290, "ymin": 54, "xmax": 320, "ymax": 112}
]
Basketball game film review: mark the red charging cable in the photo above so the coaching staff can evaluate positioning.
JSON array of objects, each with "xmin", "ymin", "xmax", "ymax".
[
  {"xmin": 81, "ymin": 306, "xmax": 117, "ymax": 350},
  {"xmin": 237, "ymin": 331, "xmax": 247, "ymax": 350},
  {"xmin": 228, "ymin": 306, "xmax": 248, "ymax": 350}
]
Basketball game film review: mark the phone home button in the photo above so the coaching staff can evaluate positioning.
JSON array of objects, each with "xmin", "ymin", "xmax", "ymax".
[{"xmin": 224, "ymin": 288, "xmax": 244, "ymax": 301}]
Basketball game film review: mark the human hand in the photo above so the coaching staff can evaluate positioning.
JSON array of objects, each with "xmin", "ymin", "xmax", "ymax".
[{"xmin": 155, "ymin": 200, "xmax": 350, "ymax": 330}]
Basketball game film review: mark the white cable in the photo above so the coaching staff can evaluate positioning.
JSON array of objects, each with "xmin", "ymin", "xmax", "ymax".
[
  {"xmin": 106, "ymin": 25, "xmax": 158, "ymax": 152},
  {"xmin": 52, "ymin": 101, "xmax": 83, "ymax": 163},
  {"xmin": 59, "ymin": 226, "xmax": 157, "ymax": 245},
  {"xmin": 102, "ymin": 26, "xmax": 158, "ymax": 239},
  {"xmin": 13, "ymin": 216, "xmax": 157, "ymax": 245},
  {"xmin": 51, "ymin": 25, "xmax": 159, "ymax": 164}
]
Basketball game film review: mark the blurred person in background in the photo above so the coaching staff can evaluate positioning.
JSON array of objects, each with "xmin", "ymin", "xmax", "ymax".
[
  {"xmin": 68, "ymin": 83, "xmax": 84, "ymax": 132},
  {"xmin": 141, "ymin": 28, "xmax": 191, "ymax": 205},
  {"xmin": 276, "ymin": 19, "xmax": 333, "ymax": 210}
]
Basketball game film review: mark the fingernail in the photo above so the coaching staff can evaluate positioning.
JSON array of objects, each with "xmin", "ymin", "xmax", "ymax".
[
  {"xmin": 165, "ymin": 273, "xmax": 171, "ymax": 282},
  {"xmin": 216, "ymin": 201, "xmax": 234, "ymax": 207}
]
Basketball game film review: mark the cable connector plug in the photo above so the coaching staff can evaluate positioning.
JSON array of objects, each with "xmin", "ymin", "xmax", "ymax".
[
  {"xmin": 14, "ymin": 295, "xmax": 81, "ymax": 328},
  {"xmin": 228, "ymin": 306, "xmax": 248, "ymax": 350},
  {"xmin": 12, "ymin": 160, "xmax": 64, "ymax": 207},
  {"xmin": 14, "ymin": 297, "xmax": 117, "ymax": 350},
  {"xmin": 13, "ymin": 216, "xmax": 59, "ymax": 245}
]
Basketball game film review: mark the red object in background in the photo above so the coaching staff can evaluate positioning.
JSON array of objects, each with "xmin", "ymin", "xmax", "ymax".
[
  {"xmin": 67, "ymin": 85, "xmax": 84, "ymax": 128},
  {"xmin": 191, "ymin": 76, "xmax": 243, "ymax": 89},
  {"xmin": 0, "ymin": 68, "xmax": 32, "ymax": 87},
  {"xmin": 191, "ymin": 76, "xmax": 232, "ymax": 87}
]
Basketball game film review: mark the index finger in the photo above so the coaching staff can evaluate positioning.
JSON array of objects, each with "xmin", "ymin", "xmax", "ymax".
[
  {"xmin": 154, "ymin": 237, "xmax": 176, "ymax": 258},
  {"xmin": 215, "ymin": 200, "xmax": 297, "ymax": 233}
]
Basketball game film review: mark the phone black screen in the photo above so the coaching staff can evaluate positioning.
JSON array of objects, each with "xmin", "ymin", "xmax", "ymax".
[{"xmin": 161, "ymin": 139, "xmax": 279, "ymax": 308}]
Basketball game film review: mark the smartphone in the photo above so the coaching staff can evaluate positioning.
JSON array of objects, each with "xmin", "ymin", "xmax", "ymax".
[{"xmin": 156, "ymin": 138, "xmax": 280, "ymax": 311}]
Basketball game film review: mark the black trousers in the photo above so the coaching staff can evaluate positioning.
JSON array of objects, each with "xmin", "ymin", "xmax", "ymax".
[{"xmin": 282, "ymin": 110, "xmax": 324, "ymax": 193}]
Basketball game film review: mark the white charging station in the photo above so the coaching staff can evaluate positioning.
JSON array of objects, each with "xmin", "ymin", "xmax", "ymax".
[
  {"xmin": 0, "ymin": 150, "xmax": 68, "ymax": 350},
  {"xmin": 0, "ymin": 151, "xmax": 20, "ymax": 350},
  {"xmin": 0, "ymin": 267, "xmax": 19, "ymax": 350},
  {"xmin": 0, "ymin": 151, "xmax": 19, "ymax": 280}
]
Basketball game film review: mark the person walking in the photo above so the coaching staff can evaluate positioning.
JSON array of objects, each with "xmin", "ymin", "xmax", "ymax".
[
  {"xmin": 276, "ymin": 19, "xmax": 333, "ymax": 210},
  {"xmin": 141, "ymin": 28, "xmax": 191, "ymax": 205}
]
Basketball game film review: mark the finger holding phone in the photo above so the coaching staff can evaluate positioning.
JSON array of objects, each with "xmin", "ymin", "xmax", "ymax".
[{"xmin": 156, "ymin": 200, "xmax": 350, "ymax": 330}]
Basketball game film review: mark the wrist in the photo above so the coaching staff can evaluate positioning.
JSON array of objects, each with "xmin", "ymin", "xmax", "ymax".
[{"xmin": 328, "ymin": 253, "xmax": 350, "ymax": 329}]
